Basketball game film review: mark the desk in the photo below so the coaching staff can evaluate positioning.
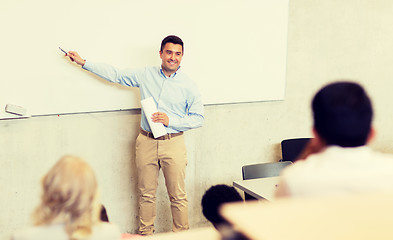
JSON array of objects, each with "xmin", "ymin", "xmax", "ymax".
[
  {"xmin": 221, "ymin": 193, "xmax": 393, "ymax": 240},
  {"xmin": 233, "ymin": 177, "xmax": 280, "ymax": 201}
]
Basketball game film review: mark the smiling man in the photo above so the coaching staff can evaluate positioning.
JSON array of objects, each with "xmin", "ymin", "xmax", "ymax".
[
  {"xmin": 160, "ymin": 42, "xmax": 183, "ymax": 76},
  {"xmin": 66, "ymin": 35, "xmax": 204, "ymax": 235}
]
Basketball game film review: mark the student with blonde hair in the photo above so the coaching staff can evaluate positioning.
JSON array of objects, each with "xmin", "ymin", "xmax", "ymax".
[{"xmin": 12, "ymin": 155, "xmax": 121, "ymax": 240}]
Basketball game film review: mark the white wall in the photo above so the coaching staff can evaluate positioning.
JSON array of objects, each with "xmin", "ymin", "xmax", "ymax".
[
  {"xmin": 0, "ymin": 0, "xmax": 288, "ymax": 119},
  {"xmin": 3, "ymin": 0, "xmax": 393, "ymax": 239}
]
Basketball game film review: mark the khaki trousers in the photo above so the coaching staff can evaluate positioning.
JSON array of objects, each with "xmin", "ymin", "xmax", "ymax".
[{"xmin": 135, "ymin": 133, "xmax": 189, "ymax": 235}]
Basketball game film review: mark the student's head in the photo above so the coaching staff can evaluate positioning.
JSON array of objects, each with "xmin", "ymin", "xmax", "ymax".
[
  {"xmin": 201, "ymin": 184, "xmax": 243, "ymax": 229},
  {"xmin": 312, "ymin": 81, "xmax": 373, "ymax": 147},
  {"xmin": 33, "ymin": 155, "xmax": 100, "ymax": 240},
  {"xmin": 159, "ymin": 35, "xmax": 184, "ymax": 76}
]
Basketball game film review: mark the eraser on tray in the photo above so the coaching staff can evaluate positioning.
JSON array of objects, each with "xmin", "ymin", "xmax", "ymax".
[{"xmin": 5, "ymin": 104, "xmax": 27, "ymax": 116}]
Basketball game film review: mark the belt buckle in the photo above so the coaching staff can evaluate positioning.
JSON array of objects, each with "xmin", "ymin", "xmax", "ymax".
[
  {"xmin": 160, "ymin": 134, "xmax": 169, "ymax": 140},
  {"xmin": 156, "ymin": 134, "xmax": 168, "ymax": 140}
]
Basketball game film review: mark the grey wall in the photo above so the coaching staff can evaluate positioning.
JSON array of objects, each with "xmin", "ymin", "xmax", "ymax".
[{"xmin": 3, "ymin": 0, "xmax": 393, "ymax": 239}]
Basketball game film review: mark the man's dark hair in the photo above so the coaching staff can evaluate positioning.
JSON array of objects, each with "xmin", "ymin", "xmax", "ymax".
[
  {"xmin": 312, "ymin": 81, "xmax": 373, "ymax": 147},
  {"xmin": 160, "ymin": 35, "xmax": 184, "ymax": 53},
  {"xmin": 201, "ymin": 184, "xmax": 243, "ymax": 228}
]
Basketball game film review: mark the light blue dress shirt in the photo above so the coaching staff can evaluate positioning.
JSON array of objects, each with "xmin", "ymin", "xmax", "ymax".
[{"xmin": 83, "ymin": 61, "xmax": 204, "ymax": 133}]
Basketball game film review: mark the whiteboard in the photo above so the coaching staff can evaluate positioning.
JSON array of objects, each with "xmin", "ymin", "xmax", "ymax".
[{"xmin": 0, "ymin": 0, "xmax": 288, "ymax": 119}]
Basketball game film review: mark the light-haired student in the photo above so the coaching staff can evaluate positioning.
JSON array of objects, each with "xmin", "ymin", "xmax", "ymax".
[{"xmin": 12, "ymin": 156, "xmax": 121, "ymax": 240}]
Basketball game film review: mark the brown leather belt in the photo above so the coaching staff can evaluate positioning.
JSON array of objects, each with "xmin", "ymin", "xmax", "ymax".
[{"xmin": 140, "ymin": 128, "xmax": 183, "ymax": 140}]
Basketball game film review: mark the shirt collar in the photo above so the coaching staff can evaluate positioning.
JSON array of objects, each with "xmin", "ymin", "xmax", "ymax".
[
  {"xmin": 159, "ymin": 66, "xmax": 181, "ymax": 78},
  {"xmin": 317, "ymin": 145, "xmax": 371, "ymax": 157}
]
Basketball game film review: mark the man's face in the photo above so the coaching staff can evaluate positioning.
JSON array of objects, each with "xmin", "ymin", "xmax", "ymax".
[{"xmin": 160, "ymin": 42, "xmax": 183, "ymax": 76}]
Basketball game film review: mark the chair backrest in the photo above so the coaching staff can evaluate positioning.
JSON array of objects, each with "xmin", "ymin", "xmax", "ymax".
[
  {"xmin": 281, "ymin": 138, "xmax": 311, "ymax": 162},
  {"xmin": 242, "ymin": 161, "xmax": 292, "ymax": 180}
]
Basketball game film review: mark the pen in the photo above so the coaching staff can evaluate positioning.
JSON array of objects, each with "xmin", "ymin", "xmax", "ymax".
[{"xmin": 59, "ymin": 47, "xmax": 67, "ymax": 55}]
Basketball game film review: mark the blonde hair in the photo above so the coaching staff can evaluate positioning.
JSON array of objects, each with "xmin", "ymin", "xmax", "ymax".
[{"xmin": 33, "ymin": 155, "xmax": 100, "ymax": 240}]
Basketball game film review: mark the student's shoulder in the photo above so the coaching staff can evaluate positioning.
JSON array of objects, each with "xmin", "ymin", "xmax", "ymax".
[
  {"xmin": 283, "ymin": 158, "xmax": 313, "ymax": 172},
  {"xmin": 371, "ymin": 149, "xmax": 393, "ymax": 160},
  {"xmin": 92, "ymin": 222, "xmax": 122, "ymax": 239},
  {"xmin": 12, "ymin": 227, "xmax": 36, "ymax": 240},
  {"xmin": 368, "ymin": 150, "xmax": 393, "ymax": 169},
  {"xmin": 12, "ymin": 224, "xmax": 66, "ymax": 240}
]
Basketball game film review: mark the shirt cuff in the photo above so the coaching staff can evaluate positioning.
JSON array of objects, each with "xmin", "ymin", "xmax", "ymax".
[
  {"xmin": 167, "ymin": 117, "xmax": 179, "ymax": 129},
  {"xmin": 82, "ymin": 60, "xmax": 92, "ymax": 70}
]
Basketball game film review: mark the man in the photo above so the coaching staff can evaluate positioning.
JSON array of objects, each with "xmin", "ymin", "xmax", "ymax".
[
  {"xmin": 275, "ymin": 81, "xmax": 393, "ymax": 198},
  {"xmin": 66, "ymin": 35, "xmax": 204, "ymax": 235}
]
